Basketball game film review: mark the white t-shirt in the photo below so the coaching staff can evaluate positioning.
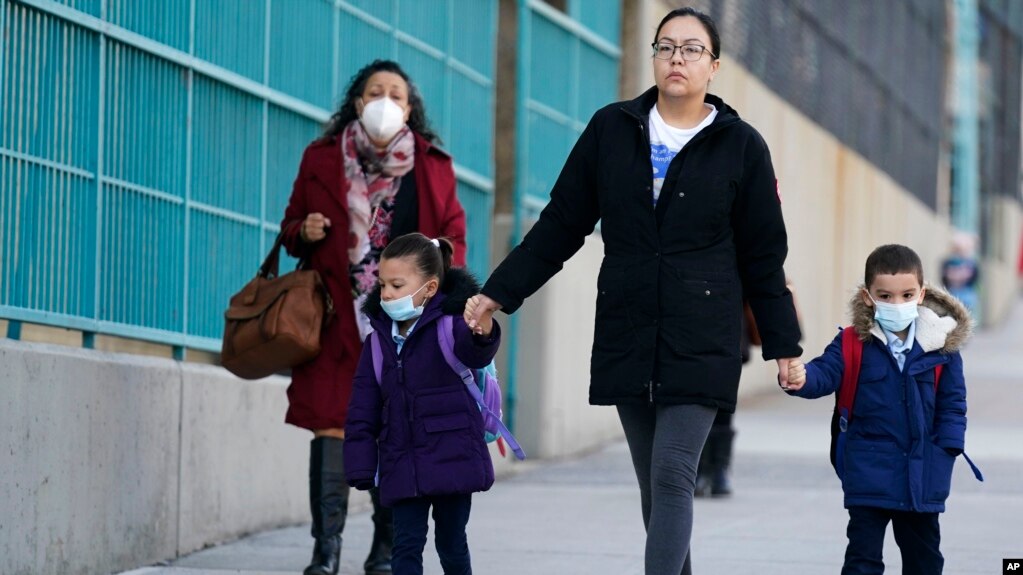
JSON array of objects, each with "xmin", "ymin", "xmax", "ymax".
[{"xmin": 648, "ymin": 103, "xmax": 717, "ymax": 204}]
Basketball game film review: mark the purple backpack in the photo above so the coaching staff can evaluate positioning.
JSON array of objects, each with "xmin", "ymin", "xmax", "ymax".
[{"xmin": 369, "ymin": 315, "xmax": 525, "ymax": 460}]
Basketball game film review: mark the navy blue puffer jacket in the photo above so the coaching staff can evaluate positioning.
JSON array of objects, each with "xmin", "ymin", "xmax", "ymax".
[{"xmin": 792, "ymin": 286, "xmax": 973, "ymax": 513}]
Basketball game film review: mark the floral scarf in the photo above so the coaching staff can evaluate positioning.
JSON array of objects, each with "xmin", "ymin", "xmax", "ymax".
[{"xmin": 341, "ymin": 120, "xmax": 415, "ymax": 266}]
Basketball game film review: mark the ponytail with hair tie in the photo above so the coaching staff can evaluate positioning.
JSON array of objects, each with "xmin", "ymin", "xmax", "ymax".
[
  {"xmin": 435, "ymin": 237, "xmax": 453, "ymax": 275},
  {"xmin": 381, "ymin": 233, "xmax": 454, "ymax": 281}
]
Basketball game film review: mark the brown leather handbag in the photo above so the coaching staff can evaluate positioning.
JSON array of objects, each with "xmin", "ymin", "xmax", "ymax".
[{"xmin": 221, "ymin": 227, "xmax": 333, "ymax": 379}]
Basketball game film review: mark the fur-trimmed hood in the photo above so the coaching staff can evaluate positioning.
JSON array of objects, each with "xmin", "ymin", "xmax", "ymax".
[
  {"xmin": 361, "ymin": 266, "xmax": 482, "ymax": 319},
  {"xmin": 849, "ymin": 283, "xmax": 972, "ymax": 353}
]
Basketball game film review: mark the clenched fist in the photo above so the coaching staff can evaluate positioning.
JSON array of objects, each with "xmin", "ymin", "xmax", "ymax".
[
  {"xmin": 300, "ymin": 213, "xmax": 331, "ymax": 243},
  {"xmin": 783, "ymin": 358, "xmax": 806, "ymax": 391},
  {"xmin": 464, "ymin": 294, "xmax": 499, "ymax": 337}
]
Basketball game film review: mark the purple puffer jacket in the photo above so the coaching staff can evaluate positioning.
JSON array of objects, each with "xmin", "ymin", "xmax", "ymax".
[{"xmin": 344, "ymin": 268, "xmax": 501, "ymax": 507}]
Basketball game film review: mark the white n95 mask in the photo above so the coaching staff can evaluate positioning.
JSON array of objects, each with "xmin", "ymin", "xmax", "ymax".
[{"xmin": 360, "ymin": 98, "xmax": 407, "ymax": 142}]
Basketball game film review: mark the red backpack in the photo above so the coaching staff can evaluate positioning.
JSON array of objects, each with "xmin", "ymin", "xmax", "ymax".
[{"xmin": 829, "ymin": 327, "xmax": 943, "ymax": 473}]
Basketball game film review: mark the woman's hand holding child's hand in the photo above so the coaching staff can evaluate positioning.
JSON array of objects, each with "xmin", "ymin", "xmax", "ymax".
[
  {"xmin": 464, "ymin": 295, "xmax": 495, "ymax": 337},
  {"xmin": 782, "ymin": 358, "xmax": 806, "ymax": 391}
]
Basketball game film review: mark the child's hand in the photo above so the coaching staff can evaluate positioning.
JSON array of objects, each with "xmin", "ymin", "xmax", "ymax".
[
  {"xmin": 464, "ymin": 295, "xmax": 494, "ymax": 336},
  {"xmin": 783, "ymin": 358, "xmax": 806, "ymax": 391}
]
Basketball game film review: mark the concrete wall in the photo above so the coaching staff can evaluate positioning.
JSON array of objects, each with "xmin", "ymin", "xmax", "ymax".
[
  {"xmin": 1, "ymin": 342, "xmax": 181, "ymax": 575},
  {"xmin": 712, "ymin": 54, "xmax": 1022, "ymax": 340},
  {"xmin": 513, "ymin": 235, "xmax": 624, "ymax": 460},
  {"xmin": 981, "ymin": 194, "xmax": 1023, "ymax": 323},
  {"xmin": 0, "ymin": 339, "xmax": 370, "ymax": 575}
]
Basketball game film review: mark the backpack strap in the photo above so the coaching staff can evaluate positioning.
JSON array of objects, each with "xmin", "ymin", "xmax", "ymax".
[
  {"xmin": 838, "ymin": 326, "xmax": 863, "ymax": 431},
  {"xmin": 370, "ymin": 330, "xmax": 384, "ymax": 384},
  {"xmin": 437, "ymin": 315, "xmax": 525, "ymax": 460}
]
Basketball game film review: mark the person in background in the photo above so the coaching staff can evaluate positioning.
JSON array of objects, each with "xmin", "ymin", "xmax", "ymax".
[
  {"xmin": 280, "ymin": 60, "xmax": 467, "ymax": 575},
  {"xmin": 941, "ymin": 231, "xmax": 980, "ymax": 318}
]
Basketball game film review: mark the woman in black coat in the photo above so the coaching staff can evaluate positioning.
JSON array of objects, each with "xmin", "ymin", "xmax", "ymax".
[{"xmin": 466, "ymin": 8, "xmax": 802, "ymax": 574}]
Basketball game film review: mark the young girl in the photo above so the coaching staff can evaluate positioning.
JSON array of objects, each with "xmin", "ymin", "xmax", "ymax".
[{"xmin": 344, "ymin": 233, "xmax": 499, "ymax": 575}]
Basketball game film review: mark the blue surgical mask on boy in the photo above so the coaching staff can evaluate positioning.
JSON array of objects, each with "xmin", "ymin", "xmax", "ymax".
[
  {"xmin": 381, "ymin": 283, "xmax": 430, "ymax": 322},
  {"xmin": 868, "ymin": 295, "xmax": 919, "ymax": 332}
]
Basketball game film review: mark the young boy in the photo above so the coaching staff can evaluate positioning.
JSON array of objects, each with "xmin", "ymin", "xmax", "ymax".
[{"xmin": 784, "ymin": 244, "xmax": 980, "ymax": 575}]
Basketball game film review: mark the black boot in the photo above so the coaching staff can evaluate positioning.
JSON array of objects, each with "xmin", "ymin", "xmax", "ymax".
[
  {"xmin": 694, "ymin": 438, "xmax": 713, "ymax": 498},
  {"xmin": 363, "ymin": 487, "xmax": 393, "ymax": 574},
  {"xmin": 709, "ymin": 425, "xmax": 735, "ymax": 497},
  {"xmin": 305, "ymin": 437, "xmax": 348, "ymax": 575}
]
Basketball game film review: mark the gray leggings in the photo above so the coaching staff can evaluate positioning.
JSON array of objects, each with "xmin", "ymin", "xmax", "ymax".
[{"xmin": 618, "ymin": 403, "xmax": 717, "ymax": 575}]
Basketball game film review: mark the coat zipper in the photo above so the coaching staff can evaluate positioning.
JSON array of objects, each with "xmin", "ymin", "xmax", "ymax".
[{"xmin": 394, "ymin": 356, "xmax": 419, "ymax": 497}]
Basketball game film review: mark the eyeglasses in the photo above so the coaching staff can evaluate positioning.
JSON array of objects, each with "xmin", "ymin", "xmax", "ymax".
[{"xmin": 651, "ymin": 42, "xmax": 716, "ymax": 62}]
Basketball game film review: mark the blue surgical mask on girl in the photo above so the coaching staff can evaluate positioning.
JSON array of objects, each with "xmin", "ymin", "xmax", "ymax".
[
  {"xmin": 868, "ymin": 294, "xmax": 919, "ymax": 332},
  {"xmin": 381, "ymin": 283, "xmax": 430, "ymax": 322}
]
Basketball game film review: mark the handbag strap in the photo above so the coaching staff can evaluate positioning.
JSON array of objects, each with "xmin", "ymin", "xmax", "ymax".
[{"xmin": 259, "ymin": 221, "xmax": 304, "ymax": 279}]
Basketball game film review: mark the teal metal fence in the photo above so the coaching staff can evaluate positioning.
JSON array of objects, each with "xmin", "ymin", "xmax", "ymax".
[
  {"xmin": 515, "ymin": 0, "xmax": 620, "ymax": 219},
  {"xmin": 506, "ymin": 0, "xmax": 620, "ymax": 430},
  {"xmin": 0, "ymin": 0, "xmax": 496, "ymax": 355}
]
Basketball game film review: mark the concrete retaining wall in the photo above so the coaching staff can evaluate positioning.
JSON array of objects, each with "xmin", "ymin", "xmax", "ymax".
[
  {"xmin": 0, "ymin": 340, "xmax": 332, "ymax": 575},
  {"xmin": 513, "ymin": 235, "xmax": 624, "ymax": 460}
]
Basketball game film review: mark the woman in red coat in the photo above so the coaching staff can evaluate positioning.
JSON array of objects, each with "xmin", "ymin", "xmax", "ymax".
[{"xmin": 280, "ymin": 59, "xmax": 466, "ymax": 575}]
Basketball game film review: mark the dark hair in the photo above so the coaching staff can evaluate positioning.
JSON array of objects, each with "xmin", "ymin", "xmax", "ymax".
[
  {"xmin": 322, "ymin": 59, "xmax": 439, "ymax": 142},
  {"xmin": 381, "ymin": 233, "xmax": 454, "ymax": 284},
  {"xmin": 864, "ymin": 244, "xmax": 924, "ymax": 288},
  {"xmin": 655, "ymin": 7, "xmax": 720, "ymax": 59}
]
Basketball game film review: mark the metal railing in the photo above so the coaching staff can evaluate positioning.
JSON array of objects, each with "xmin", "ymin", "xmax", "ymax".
[
  {"xmin": 506, "ymin": 0, "xmax": 621, "ymax": 431},
  {"xmin": 515, "ymin": 0, "xmax": 620, "ymax": 219},
  {"xmin": 0, "ymin": 0, "xmax": 497, "ymax": 357}
]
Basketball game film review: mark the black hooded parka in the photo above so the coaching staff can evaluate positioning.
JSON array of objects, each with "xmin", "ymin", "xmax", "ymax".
[{"xmin": 484, "ymin": 88, "xmax": 802, "ymax": 412}]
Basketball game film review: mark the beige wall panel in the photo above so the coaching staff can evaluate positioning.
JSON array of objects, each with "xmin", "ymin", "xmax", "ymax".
[
  {"xmin": 515, "ymin": 234, "xmax": 623, "ymax": 460},
  {"xmin": 773, "ymin": 109, "xmax": 844, "ymax": 350},
  {"xmin": 983, "ymin": 195, "xmax": 1023, "ymax": 322},
  {"xmin": 95, "ymin": 334, "xmax": 176, "ymax": 359},
  {"xmin": 15, "ymin": 323, "xmax": 82, "ymax": 347}
]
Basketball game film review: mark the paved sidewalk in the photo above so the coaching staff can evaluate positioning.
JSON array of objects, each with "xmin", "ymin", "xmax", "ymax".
[{"xmin": 123, "ymin": 296, "xmax": 1023, "ymax": 574}]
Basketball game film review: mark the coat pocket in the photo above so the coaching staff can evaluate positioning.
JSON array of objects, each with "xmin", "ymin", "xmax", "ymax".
[
  {"xmin": 851, "ymin": 366, "xmax": 902, "ymax": 435},
  {"xmin": 414, "ymin": 389, "xmax": 481, "ymax": 452},
  {"xmin": 842, "ymin": 438, "xmax": 905, "ymax": 499},
  {"xmin": 924, "ymin": 442, "xmax": 955, "ymax": 503},
  {"xmin": 661, "ymin": 276, "xmax": 739, "ymax": 356},
  {"xmin": 666, "ymin": 175, "xmax": 734, "ymax": 238},
  {"xmin": 423, "ymin": 412, "xmax": 471, "ymax": 433},
  {"xmin": 593, "ymin": 263, "xmax": 634, "ymax": 354}
]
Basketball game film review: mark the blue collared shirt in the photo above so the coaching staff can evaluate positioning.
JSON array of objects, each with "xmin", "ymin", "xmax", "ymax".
[
  {"xmin": 391, "ymin": 319, "xmax": 420, "ymax": 354},
  {"xmin": 882, "ymin": 320, "xmax": 917, "ymax": 372}
]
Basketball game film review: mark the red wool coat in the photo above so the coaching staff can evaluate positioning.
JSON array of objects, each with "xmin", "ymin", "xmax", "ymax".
[{"xmin": 280, "ymin": 132, "xmax": 467, "ymax": 431}]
